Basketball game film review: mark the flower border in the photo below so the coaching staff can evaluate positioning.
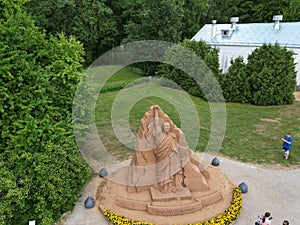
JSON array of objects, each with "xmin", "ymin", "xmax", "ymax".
[{"xmin": 103, "ymin": 187, "xmax": 242, "ymax": 225}]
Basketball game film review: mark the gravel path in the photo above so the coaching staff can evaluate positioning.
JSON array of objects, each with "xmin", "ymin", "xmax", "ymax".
[{"xmin": 65, "ymin": 155, "xmax": 300, "ymax": 225}]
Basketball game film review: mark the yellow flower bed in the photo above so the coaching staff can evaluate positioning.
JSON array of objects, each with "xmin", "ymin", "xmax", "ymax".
[{"xmin": 103, "ymin": 187, "xmax": 242, "ymax": 225}]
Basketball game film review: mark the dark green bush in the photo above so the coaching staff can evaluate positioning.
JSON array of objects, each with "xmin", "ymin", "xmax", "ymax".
[
  {"xmin": 219, "ymin": 43, "xmax": 296, "ymax": 105},
  {"xmin": 220, "ymin": 57, "xmax": 250, "ymax": 103},
  {"xmin": 246, "ymin": 43, "xmax": 296, "ymax": 105},
  {"xmin": 100, "ymin": 83, "xmax": 129, "ymax": 93},
  {"xmin": 100, "ymin": 77, "xmax": 150, "ymax": 93}
]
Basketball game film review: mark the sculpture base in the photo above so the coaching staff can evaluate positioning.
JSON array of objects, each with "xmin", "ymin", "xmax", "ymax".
[
  {"xmin": 150, "ymin": 187, "xmax": 192, "ymax": 201},
  {"xmin": 96, "ymin": 165, "xmax": 234, "ymax": 225}
]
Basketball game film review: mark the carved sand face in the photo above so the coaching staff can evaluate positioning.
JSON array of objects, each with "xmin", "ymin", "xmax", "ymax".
[{"xmin": 163, "ymin": 122, "xmax": 170, "ymax": 133}]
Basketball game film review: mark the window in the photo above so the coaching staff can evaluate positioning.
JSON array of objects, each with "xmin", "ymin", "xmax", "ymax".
[{"xmin": 221, "ymin": 30, "xmax": 230, "ymax": 36}]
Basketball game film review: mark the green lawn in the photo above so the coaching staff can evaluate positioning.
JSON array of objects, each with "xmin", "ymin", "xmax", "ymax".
[
  {"xmin": 105, "ymin": 67, "xmax": 143, "ymax": 84},
  {"xmin": 95, "ymin": 68, "xmax": 300, "ymax": 167}
]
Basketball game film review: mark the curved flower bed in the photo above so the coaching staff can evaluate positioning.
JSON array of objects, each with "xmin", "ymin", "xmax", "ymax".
[{"xmin": 103, "ymin": 187, "xmax": 242, "ymax": 225}]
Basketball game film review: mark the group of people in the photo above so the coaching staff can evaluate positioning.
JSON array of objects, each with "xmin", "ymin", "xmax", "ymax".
[{"xmin": 255, "ymin": 212, "xmax": 289, "ymax": 225}]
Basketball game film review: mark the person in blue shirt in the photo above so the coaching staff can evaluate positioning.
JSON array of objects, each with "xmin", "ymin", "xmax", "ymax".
[{"xmin": 282, "ymin": 133, "xmax": 293, "ymax": 159}]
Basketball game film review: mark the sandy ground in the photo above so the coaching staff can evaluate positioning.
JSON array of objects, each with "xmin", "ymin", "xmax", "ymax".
[{"xmin": 64, "ymin": 153, "xmax": 300, "ymax": 225}]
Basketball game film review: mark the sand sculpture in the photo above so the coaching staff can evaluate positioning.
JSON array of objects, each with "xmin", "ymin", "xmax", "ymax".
[{"xmin": 96, "ymin": 105, "xmax": 234, "ymax": 224}]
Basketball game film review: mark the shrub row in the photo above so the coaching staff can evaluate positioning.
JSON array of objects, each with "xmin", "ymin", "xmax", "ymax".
[
  {"xmin": 0, "ymin": 2, "xmax": 91, "ymax": 224},
  {"xmin": 220, "ymin": 43, "xmax": 296, "ymax": 105},
  {"xmin": 158, "ymin": 40, "xmax": 296, "ymax": 106},
  {"xmin": 100, "ymin": 77, "xmax": 150, "ymax": 93}
]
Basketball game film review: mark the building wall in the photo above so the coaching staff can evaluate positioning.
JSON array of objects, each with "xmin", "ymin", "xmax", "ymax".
[{"xmin": 292, "ymin": 48, "xmax": 300, "ymax": 86}]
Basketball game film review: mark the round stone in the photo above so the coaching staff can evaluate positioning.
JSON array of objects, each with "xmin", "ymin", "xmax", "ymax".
[
  {"xmin": 99, "ymin": 167, "xmax": 108, "ymax": 178},
  {"xmin": 211, "ymin": 157, "xmax": 220, "ymax": 166},
  {"xmin": 238, "ymin": 182, "xmax": 248, "ymax": 193},
  {"xmin": 84, "ymin": 196, "xmax": 95, "ymax": 209}
]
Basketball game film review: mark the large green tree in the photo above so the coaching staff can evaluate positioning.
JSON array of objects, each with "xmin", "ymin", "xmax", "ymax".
[{"xmin": 0, "ymin": 0, "xmax": 90, "ymax": 224}]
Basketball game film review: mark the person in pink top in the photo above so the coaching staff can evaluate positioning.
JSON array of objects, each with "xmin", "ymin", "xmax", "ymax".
[
  {"xmin": 261, "ymin": 216, "xmax": 271, "ymax": 225},
  {"xmin": 256, "ymin": 212, "xmax": 272, "ymax": 225}
]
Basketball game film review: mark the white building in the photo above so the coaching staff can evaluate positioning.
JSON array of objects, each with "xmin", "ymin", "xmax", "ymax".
[{"xmin": 192, "ymin": 16, "xmax": 300, "ymax": 86}]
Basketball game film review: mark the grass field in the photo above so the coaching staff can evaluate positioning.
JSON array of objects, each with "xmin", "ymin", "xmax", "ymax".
[{"xmin": 94, "ymin": 68, "xmax": 300, "ymax": 167}]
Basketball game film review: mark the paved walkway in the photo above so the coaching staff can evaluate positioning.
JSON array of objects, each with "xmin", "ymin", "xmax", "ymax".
[{"xmin": 65, "ymin": 155, "xmax": 300, "ymax": 225}]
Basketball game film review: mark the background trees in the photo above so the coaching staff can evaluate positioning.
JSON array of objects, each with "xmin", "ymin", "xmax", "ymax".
[
  {"xmin": 206, "ymin": 0, "xmax": 299, "ymax": 23},
  {"xmin": 26, "ymin": 0, "xmax": 118, "ymax": 64},
  {"xmin": 25, "ymin": 0, "xmax": 300, "ymax": 65},
  {"xmin": 158, "ymin": 39, "xmax": 220, "ymax": 100},
  {"xmin": 121, "ymin": 0, "xmax": 185, "ymax": 75},
  {"xmin": 159, "ymin": 39, "xmax": 296, "ymax": 106},
  {"xmin": 206, "ymin": 0, "xmax": 241, "ymax": 23},
  {"xmin": 181, "ymin": 0, "xmax": 208, "ymax": 39},
  {"xmin": 283, "ymin": 0, "xmax": 300, "ymax": 21},
  {"xmin": 122, "ymin": 0, "xmax": 184, "ymax": 43}
]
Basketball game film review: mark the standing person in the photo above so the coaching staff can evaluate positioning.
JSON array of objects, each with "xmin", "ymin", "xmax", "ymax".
[
  {"xmin": 282, "ymin": 220, "xmax": 289, "ymax": 225},
  {"xmin": 255, "ymin": 212, "xmax": 272, "ymax": 225},
  {"xmin": 282, "ymin": 133, "xmax": 293, "ymax": 159},
  {"xmin": 261, "ymin": 216, "xmax": 271, "ymax": 225}
]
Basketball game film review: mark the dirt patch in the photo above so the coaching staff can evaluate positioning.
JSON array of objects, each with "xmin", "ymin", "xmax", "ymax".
[
  {"xmin": 260, "ymin": 118, "xmax": 281, "ymax": 123},
  {"xmin": 294, "ymin": 92, "xmax": 300, "ymax": 101},
  {"xmin": 254, "ymin": 124, "xmax": 267, "ymax": 133},
  {"xmin": 255, "ymin": 118, "xmax": 281, "ymax": 137}
]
